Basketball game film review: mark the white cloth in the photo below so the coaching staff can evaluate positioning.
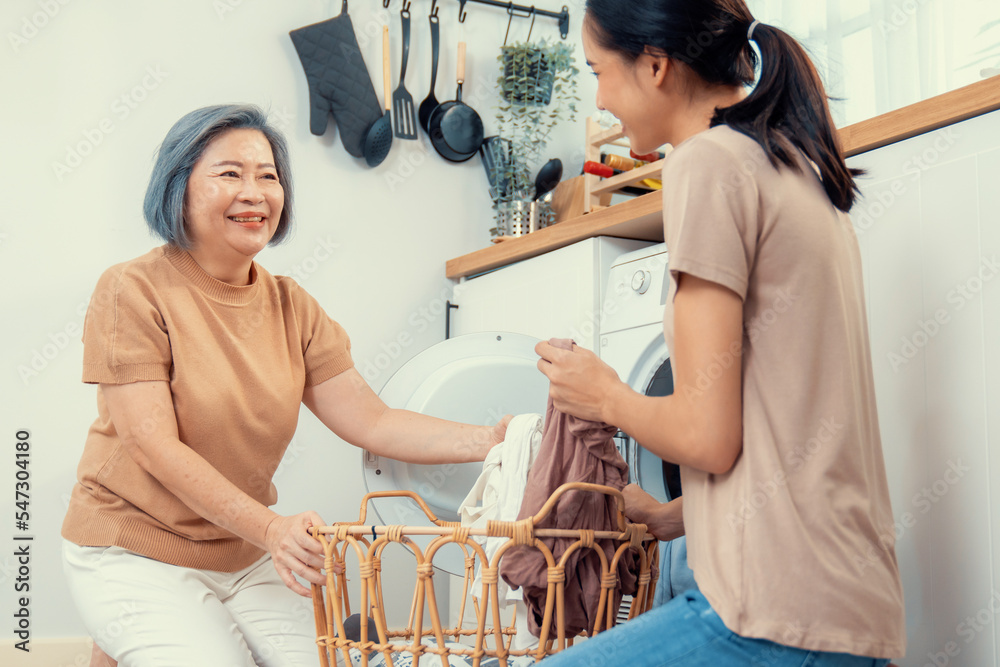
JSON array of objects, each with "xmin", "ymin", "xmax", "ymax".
[
  {"xmin": 62, "ymin": 540, "xmax": 317, "ymax": 666},
  {"xmin": 458, "ymin": 413, "xmax": 543, "ymax": 651},
  {"xmin": 345, "ymin": 639, "xmax": 538, "ymax": 666}
]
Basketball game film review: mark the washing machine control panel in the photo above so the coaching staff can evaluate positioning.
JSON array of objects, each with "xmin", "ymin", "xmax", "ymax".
[
  {"xmin": 601, "ymin": 244, "xmax": 669, "ymax": 335},
  {"xmin": 631, "ymin": 270, "xmax": 651, "ymax": 294}
]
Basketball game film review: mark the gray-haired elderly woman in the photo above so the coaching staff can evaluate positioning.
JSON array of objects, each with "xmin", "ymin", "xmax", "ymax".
[{"xmin": 61, "ymin": 104, "xmax": 510, "ymax": 666}]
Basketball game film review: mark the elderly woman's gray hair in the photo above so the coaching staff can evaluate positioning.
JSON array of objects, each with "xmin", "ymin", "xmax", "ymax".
[{"xmin": 143, "ymin": 104, "xmax": 294, "ymax": 248}]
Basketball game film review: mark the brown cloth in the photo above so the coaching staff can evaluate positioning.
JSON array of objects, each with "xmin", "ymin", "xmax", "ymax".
[{"xmin": 500, "ymin": 339, "xmax": 639, "ymax": 638}]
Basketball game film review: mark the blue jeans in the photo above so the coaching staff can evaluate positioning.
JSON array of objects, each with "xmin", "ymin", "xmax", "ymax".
[
  {"xmin": 540, "ymin": 590, "xmax": 892, "ymax": 667},
  {"xmin": 654, "ymin": 536, "xmax": 698, "ymax": 608}
]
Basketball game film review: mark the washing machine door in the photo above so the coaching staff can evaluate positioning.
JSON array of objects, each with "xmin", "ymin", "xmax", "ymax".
[
  {"xmin": 632, "ymin": 356, "xmax": 682, "ymax": 503},
  {"xmin": 363, "ymin": 332, "xmax": 549, "ymax": 575},
  {"xmin": 616, "ymin": 329, "xmax": 682, "ymax": 505}
]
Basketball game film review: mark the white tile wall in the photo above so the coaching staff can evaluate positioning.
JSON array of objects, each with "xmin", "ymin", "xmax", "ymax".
[
  {"xmin": 980, "ymin": 145, "xmax": 1000, "ymax": 666},
  {"xmin": 848, "ymin": 110, "xmax": 1000, "ymax": 666}
]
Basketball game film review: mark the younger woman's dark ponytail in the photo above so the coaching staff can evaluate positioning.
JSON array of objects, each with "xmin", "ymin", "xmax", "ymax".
[
  {"xmin": 585, "ymin": 0, "xmax": 862, "ymax": 212},
  {"xmin": 713, "ymin": 22, "xmax": 863, "ymax": 212}
]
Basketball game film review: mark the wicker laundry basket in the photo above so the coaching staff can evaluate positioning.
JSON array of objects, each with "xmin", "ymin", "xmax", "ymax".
[{"xmin": 309, "ymin": 482, "xmax": 660, "ymax": 667}]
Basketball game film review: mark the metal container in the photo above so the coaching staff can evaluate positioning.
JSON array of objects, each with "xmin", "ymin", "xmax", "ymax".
[{"xmin": 496, "ymin": 194, "xmax": 556, "ymax": 237}]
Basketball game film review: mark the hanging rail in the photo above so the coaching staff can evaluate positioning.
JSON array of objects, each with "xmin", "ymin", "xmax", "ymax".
[
  {"xmin": 377, "ymin": 0, "xmax": 570, "ymax": 39},
  {"xmin": 460, "ymin": 0, "xmax": 569, "ymax": 38}
]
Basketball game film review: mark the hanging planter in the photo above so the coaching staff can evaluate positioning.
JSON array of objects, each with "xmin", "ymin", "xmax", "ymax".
[
  {"xmin": 489, "ymin": 39, "xmax": 579, "ymax": 237},
  {"xmin": 500, "ymin": 45, "xmax": 555, "ymax": 105}
]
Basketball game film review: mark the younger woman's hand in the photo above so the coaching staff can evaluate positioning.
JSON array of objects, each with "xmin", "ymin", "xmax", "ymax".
[
  {"xmin": 535, "ymin": 340, "xmax": 626, "ymax": 423},
  {"xmin": 264, "ymin": 511, "xmax": 342, "ymax": 596},
  {"xmin": 622, "ymin": 484, "xmax": 685, "ymax": 542},
  {"xmin": 622, "ymin": 484, "xmax": 660, "ymax": 525}
]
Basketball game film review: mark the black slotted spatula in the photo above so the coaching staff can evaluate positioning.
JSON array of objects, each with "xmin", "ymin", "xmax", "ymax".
[{"xmin": 392, "ymin": 4, "xmax": 418, "ymax": 139}]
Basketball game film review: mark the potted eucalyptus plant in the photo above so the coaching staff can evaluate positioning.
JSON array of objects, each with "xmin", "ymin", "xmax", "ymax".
[{"xmin": 489, "ymin": 39, "xmax": 579, "ymax": 237}]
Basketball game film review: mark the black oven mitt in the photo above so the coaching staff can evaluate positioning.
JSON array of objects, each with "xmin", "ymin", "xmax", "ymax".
[{"xmin": 290, "ymin": 4, "xmax": 382, "ymax": 159}]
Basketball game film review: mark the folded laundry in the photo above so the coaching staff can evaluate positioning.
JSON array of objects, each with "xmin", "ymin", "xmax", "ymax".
[
  {"xmin": 458, "ymin": 413, "xmax": 544, "ymax": 651},
  {"xmin": 459, "ymin": 415, "xmax": 543, "ymax": 597},
  {"xmin": 500, "ymin": 339, "xmax": 640, "ymax": 638},
  {"xmin": 652, "ymin": 536, "xmax": 698, "ymax": 608}
]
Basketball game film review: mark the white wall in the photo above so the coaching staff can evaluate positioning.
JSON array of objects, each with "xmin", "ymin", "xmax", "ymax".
[
  {"xmin": 0, "ymin": 0, "xmax": 594, "ymax": 652},
  {"xmin": 847, "ymin": 110, "xmax": 1000, "ymax": 666}
]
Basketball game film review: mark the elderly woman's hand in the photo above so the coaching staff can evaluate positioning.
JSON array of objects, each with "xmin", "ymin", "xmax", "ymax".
[
  {"xmin": 264, "ymin": 511, "xmax": 342, "ymax": 597},
  {"xmin": 535, "ymin": 340, "xmax": 627, "ymax": 423},
  {"xmin": 489, "ymin": 414, "xmax": 514, "ymax": 448}
]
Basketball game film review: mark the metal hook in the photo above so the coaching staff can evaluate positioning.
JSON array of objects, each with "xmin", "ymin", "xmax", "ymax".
[
  {"xmin": 503, "ymin": 7, "xmax": 514, "ymax": 46},
  {"xmin": 503, "ymin": 3, "xmax": 537, "ymax": 45},
  {"xmin": 382, "ymin": 0, "xmax": 389, "ymax": 8},
  {"xmin": 458, "ymin": 0, "xmax": 468, "ymax": 23},
  {"xmin": 430, "ymin": 0, "xmax": 439, "ymax": 17}
]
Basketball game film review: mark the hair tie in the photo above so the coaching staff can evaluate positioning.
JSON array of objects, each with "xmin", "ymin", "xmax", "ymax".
[{"xmin": 747, "ymin": 20, "xmax": 761, "ymax": 41}]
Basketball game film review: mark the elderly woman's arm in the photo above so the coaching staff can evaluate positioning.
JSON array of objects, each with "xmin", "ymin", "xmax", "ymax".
[
  {"xmin": 302, "ymin": 368, "xmax": 509, "ymax": 462},
  {"xmin": 101, "ymin": 381, "xmax": 329, "ymax": 596}
]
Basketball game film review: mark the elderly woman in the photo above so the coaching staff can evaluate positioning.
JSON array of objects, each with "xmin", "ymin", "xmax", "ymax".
[{"xmin": 62, "ymin": 104, "xmax": 509, "ymax": 666}]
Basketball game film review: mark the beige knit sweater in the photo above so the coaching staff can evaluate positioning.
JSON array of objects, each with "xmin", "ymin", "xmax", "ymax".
[{"xmin": 62, "ymin": 245, "xmax": 353, "ymax": 571}]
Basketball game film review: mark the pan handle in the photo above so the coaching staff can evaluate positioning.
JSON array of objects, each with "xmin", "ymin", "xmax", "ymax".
[
  {"xmin": 429, "ymin": 12, "xmax": 440, "ymax": 90},
  {"xmin": 382, "ymin": 26, "xmax": 391, "ymax": 112},
  {"xmin": 399, "ymin": 6, "xmax": 411, "ymax": 83},
  {"xmin": 457, "ymin": 41, "xmax": 466, "ymax": 86}
]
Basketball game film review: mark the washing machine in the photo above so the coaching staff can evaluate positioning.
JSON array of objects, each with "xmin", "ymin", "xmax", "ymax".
[
  {"xmin": 598, "ymin": 243, "xmax": 696, "ymax": 604},
  {"xmin": 361, "ymin": 237, "xmax": 653, "ymax": 578},
  {"xmin": 598, "ymin": 243, "xmax": 680, "ymax": 504},
  {"xmin": 361, "ymin": 331, "xmax": 549, "ymax": 577}
]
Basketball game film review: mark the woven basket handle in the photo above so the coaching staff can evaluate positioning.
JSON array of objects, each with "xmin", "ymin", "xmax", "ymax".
[
  {"xmin": 351, "ymin": 489, "xmax": 449, "ymax": 526},
  {"xmin": 530, "ymin": 482, "xmax": 628, "ymax": 532}
]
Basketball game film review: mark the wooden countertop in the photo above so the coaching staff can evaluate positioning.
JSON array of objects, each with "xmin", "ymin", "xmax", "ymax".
[{"xmin": 446, "ymin": 76, "xmax": 1000, "ymax": 280}]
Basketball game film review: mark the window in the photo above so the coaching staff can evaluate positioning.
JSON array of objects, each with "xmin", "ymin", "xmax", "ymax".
[{"xmin": 748, "ymin": 0, "xmax": 1000, "ymax": 126}]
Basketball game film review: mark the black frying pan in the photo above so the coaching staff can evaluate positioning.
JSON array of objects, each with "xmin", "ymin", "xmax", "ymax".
[{"xmin": 429, "ymin": 42, "xmax": 484, "ymax": 162}]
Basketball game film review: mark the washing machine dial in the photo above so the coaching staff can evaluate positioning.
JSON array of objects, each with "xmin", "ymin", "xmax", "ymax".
[{"xmin": 631, "ymin": 269, "xmax": 651, "ymax": 294}]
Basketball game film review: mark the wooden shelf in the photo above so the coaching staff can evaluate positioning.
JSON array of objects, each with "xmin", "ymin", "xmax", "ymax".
[
  {"xmin": 446, "ymin": 190, "xmax": 663, "ymax": 279},
  {"xmin": 590, "ymin": 159, "xmax": 664, "ymax": 196},
  {"xmin": 841, "ymin": 76, "xmax": 1000, "ymax": 157},
  {"xmin": 446, "ymin": 76, "xmax": 1000, "ymax": 280}
]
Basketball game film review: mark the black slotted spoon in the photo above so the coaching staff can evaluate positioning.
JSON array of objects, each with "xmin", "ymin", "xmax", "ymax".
[
  {"xmin": 363, "ymin": 25, "xmax": 393, "ymax": 167},
  {"xmin": 418, "ymin": 7, "xmax": 440, "ymax": 134},
  {"xmin": 392, "ymin": 2, "xmax": 418, "ymax": 139}
]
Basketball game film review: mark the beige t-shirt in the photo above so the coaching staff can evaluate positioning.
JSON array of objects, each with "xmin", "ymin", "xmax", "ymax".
[
  {"xmin": 662, "ymin": 126, "xmax": 906, "ymax": 658},
  {"xmin": 63, "ymin": 245, "xmax": 353, "ymax": 571}
]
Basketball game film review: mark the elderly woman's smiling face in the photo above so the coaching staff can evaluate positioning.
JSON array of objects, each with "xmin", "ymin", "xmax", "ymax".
[{"xmin": 184, "ymin": 128, "xmax": 284, "ymax": 275}]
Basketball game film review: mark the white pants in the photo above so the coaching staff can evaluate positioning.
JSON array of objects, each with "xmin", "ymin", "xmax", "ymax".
[{"xmin": 62, "ymin": 540, "xmax": 319, "ymax": 667}]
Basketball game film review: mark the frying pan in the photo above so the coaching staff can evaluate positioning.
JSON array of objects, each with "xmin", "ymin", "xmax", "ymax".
[{"xmin": 428, "ymin": 42, "xmax": 484, "ymax": 162}]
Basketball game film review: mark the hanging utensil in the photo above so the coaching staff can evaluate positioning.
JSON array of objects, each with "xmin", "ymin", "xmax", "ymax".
[
  {"xmin": 532, "ymin": 158, "xmax": 563, "ymax": 201},
  {"xmin": 392, "ymin": 1, "xmax": 418, "ymax": 139},
  {"xmin": 417, "ymin": 6, "xmax": 441, "ymax": 134},
  {"xmin": 428, "ymin": 42, "xmax": 484, "ymax": 162},
  {"xmin": 479, "ymin": 135, "xmax": 512, "ymax": 200},
  {"xmin": 363, "ymin": 25, "xmax": 393, "ymax": 167},
  {"xmin": 288, "ymin": 0, "xmax": 383, "ymax": 159},
  {"xmin": 529, "ymin": 158, "xmax": 562, "ymax": 232}
]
